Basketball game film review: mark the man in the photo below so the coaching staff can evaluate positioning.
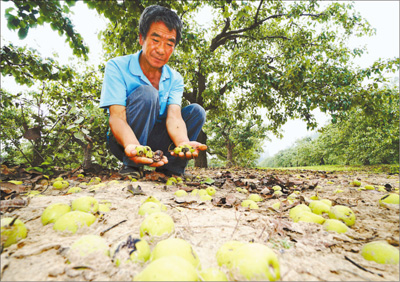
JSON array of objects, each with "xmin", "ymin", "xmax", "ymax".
[{"xmin": 100, "ymin": 5, "xmax": 206, "ymax": 179}]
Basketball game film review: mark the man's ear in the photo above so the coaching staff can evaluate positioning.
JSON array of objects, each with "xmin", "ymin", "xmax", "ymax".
[{"xmin": 139, "ymin": 33, "xmax": 144, "ymax": 46}]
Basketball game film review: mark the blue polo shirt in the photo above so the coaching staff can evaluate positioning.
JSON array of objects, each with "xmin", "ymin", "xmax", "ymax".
[{"xmin": 100, "ymin": 50, "xmax": 184, "ymax": 120}]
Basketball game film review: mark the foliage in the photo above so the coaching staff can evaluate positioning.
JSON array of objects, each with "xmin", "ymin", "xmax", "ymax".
[
  {"xmin": 1, "ymin": 44, "xmax": 76, "ymax": 86},
  {"xmin": 0, "ymin": 65, "xmax": 117, "ymax": 174},
  {"xmin": 204, "ymin": 111, "xmax": 268, "ymax": 167},
  {"xmin": 89, "ymin": 0, "xmax": 398, "ymax": 168},
  {"xmin": 2, "ymin": 0, "xmax": 399, "ymax": 172},
  {"xmin": 3, "ymin": 0, "xmax": 89, "ymax": 59},
  {"xmin": 260, "ymin": 85, "xmax": 400, "ymax": 167}
]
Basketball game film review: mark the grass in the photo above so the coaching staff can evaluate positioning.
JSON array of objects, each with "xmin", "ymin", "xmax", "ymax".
[{"xmin": 257, "ymin": 164, "xmax": 399, "ymax": 174}]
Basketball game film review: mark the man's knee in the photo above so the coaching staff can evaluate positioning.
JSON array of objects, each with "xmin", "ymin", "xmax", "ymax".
[
  {"xmin": 186, "ymin": 103, "xmax": 206, "ymax": 122},
  {"xmin": 127, "ymin": 85, "xmax": 159, "ymax": 107}
]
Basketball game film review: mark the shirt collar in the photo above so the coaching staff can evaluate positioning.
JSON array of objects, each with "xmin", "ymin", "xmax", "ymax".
[{"xmin": 129, "ymin": 50, "xmax": 170, "ymax": 83}]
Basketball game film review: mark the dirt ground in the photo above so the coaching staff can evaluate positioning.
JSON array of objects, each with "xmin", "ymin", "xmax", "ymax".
[{"xmin": 1, "ymin": 166, "xmax": 399, "ymax": 281}]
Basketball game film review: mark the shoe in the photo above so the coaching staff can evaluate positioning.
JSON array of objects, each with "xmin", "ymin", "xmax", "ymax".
[
  {"xmin": 155, "ymin": 167, "xmax": 181, "ymax": 177},
  {"xmin": 119, "ymin": 165, "xmax": 143, "ymax": 179},
  {"xmin": 155, "ymin": 167, "xmax": 194, "ymax": 180}
]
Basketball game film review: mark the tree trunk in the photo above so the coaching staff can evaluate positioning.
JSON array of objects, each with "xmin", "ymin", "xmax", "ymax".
[
  {"xmin": 82, "ymin": 143, "xmax": 93, "ymax": 169},
  {"xmin": 226, "ymin": 142, "xmax": 234, "ymax": 167},
  {"xmin": 195, "ymin": 130, "xmax": 208, "ymax": 168}
]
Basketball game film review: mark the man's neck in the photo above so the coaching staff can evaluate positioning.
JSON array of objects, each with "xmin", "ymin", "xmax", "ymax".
[{"xmin": 139, "ymin": 53, "xmax": 162, "ymax": 89}]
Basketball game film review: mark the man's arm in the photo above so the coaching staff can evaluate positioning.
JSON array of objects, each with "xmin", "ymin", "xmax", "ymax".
[
  {"xmin": 166, "ymin": 104, "xmax": 206, "ymax": 159},
  {"xmin": 109, "ymin": 105, "xmax": 167, "ymax": 166}
]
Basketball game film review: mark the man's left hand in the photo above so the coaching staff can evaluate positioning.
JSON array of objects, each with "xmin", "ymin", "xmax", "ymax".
[{"xmin": 170, "ymin": 141, "xmax": 207, "ymax": 159}]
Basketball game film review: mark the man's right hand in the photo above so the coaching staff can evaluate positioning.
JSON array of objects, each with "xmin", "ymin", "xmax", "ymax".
[{"xmin": 124, "ymin": 144, "xmax": 168, "ymax": 167}]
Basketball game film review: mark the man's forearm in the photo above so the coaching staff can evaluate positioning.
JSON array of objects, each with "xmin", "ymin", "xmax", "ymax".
[
  {"xmin": 166, "ymin": 115, "xmax": 190, "ymax": 146},
  {"xmin": 109, "ymin": 115, "xmax": 140, "ymax": 148}
]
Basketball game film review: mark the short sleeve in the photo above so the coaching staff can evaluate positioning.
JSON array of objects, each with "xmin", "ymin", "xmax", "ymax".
[
  {"xmin": 99, "ymin": 60, "xmax": 128, "ymax": 109},
  {"xmin": 167, "ymin": 72, "xmax": 184, "ymax": 106}
]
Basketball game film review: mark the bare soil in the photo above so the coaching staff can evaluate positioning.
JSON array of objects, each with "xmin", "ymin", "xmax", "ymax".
[{"xmin": 1, "ymin": 166, "xmax": 399, "ymax": 281}]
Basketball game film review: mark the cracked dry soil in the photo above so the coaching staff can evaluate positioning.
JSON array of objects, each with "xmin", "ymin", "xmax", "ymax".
[{"xmin": 1, "ymin": 167, "xmax": 399, "ymax": 281}]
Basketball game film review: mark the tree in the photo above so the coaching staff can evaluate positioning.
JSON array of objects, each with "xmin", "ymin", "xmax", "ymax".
[
  {"xmin": 204, "ymin": 111, "xmax": 268, "ymax": 167},
  {"xmin": 260, "ymin": 84, "xmax": 399, "ymax": 167},
  {"xmin": 3, "ymin": 0, "xmax": 89, "ymax": 59},
  {"xmin": 87, "ymin": 0, "xmax": 397, "ymax": 168}
]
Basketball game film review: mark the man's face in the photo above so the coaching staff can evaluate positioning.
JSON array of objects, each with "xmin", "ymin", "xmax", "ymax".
[{"xmin": 139, "ymin": 21, "xmax": 177, "ymax": 70}]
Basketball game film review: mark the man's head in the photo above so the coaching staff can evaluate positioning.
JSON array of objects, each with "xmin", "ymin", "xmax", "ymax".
[{"xmin": 139, "ymin": 5, "xmax": 182, "ymax": 46}]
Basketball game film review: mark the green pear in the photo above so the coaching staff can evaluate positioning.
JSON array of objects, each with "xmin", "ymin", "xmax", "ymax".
[
  {"xmin": 379, "ymin": 193, "xmax": 399, "ymax": 207},
  {"xmin": 361, "ymin": 241, "xmax": 399, "ymax": 265},
  {"xmin": 53, "ymin": 211, "xmax": 96, "ymax": 234},
  {"xmin": 241, "ymin": 199, "xmax": 259, "ymax": 209},
  {"xmin": 248, "ymin": 193, "xmax": 263, "ymax": 202},
  {"xmin": 41, "ymin": 203, "xmax": 71, "ymax": 225},
  {"xmin": 130, "ymin": 239, "xmax": 151, "ymax": 263},
  {"xmin": 150, "ymin": 237, "xmax": 201, "ymax": 268},
  {"xmin": 200, "ymin": 194, "xmax": 213, "ymax": 201},
  {"xmin": 138, "ymin": 202, "xmax": 162, "ymax": 216},
  {"xmin": 199, "ymin": 268, "xmax": 228, "ymax": 281},
  {"xmin": 309, "ymin": 201, "xmax": 330, "ymax": 215},
  {"xmin": 323, "ymin": 219, "xmax": 348, "ymax": 233},
  {"xmin": 206, "ymin": 186, "xmax": 216, "ymax": 196},
  {"xmin": 174, "ymin": 189, "xmax": 188, "ymax": 197},
  {"xmin": 53, "ymin": 180, "xmax": 69, "ymax": 190},
  {"xmin": 293, "ymin": 211, "xmax": 325, "ymax": 224},
  {"xmin": 198, "ymin": 189, "xmax": 208, "ymax": 196},
  {"xmin": 216, "ymin": 240, "xmax": 245, "ymax": 268},
  {"xmin": 134, "ymin": 255, "xmax": 199, "ymax": 281},
  {"xmin": 229, "ymin": 243, "xmax": 280, "ymax": 281},
  {"xmin": 67, "ymin": 187, "xmax": 82, "ymax": 194},
  {"xmin": 328, "ymin": 205, "xmax": 356, "ymax": 226},
  {"xmin": 289, "ymin": 204, "xmax": 311, "ymax": 220},
  {"xmin": 71, "ymin": 196, "xmax": 99, "ymax": 214},
  {"xmin": 1, "ymin": 217, "xmax": 28, "ymax": 247},
  {"xmin": 139, "ymin": 212, "xmax": 175, "ymax": 238},
  {"xmin": 68, "ymin": 234, "xmax": 109, "ymax": 260},
  {"xmin": 141, "ymin": 196, "xmax": 167, "ymax": 211}
]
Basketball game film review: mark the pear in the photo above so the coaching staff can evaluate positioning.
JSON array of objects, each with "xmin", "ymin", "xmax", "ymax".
[
  {"xmin": 206, "ymin": 186, "xmax": 216, "ymax": 196},
  {"xmin": 53, "ymin": 211, "xmax": 96, "ymax": 234},
  {"xmin": 293, "ymin": 211, "xmax": 325, "ymax": 224},
  {"xmin": 328, "ymin": 205, "xmax": 356, "ymax": 226},
  {"xmin": 289, "ymin": 204, "xmax": 311, "ymax": 220},
  {"xmin": 199, "ymin": 268, "xmax": 228, "ymax": 281},
  {"xmin": 323, "ymin": 219, "xmax": 348, "ymax": 233},
  {"xmin": 1, "ymin": 217, "xmax": 28, "ymax": 247},
  {"xmin": 141, "ymin": 196, "xmax": 167, "ymax": 211},
  {"xmin": 361, "ymin": 241, "xmax": 399, "ymax": 265},
  {"xmin": 71, "ymin": 196, "xmax": 99, "ymax": 214},
  {"xmin": 241, "ymin": 200, "xmax": 259, "ymax": 209},
  {"xmin": 379, "ymin": 193, "xmax": 399, "ymax": 208},
  {"xmin": 41, "ymin": 203, "xmax": 71, "ymax": 225},
  {"xmin": 229, "ymin": 243, "xmax": 280, "ymax": 281},
  {"xmin": 134, "ymin": 255, "xmax": 199, "ymax": 281},
  {"xmin": 174, "ymin": 190, "xmax": 188, "ymax": 197},
  {"xmin": 309, "ymin": 201, "xmax": 330, "ymax": 215},
  {"xmin": 216, "ymin": 240, "xmax": 245, "ymax": 268},
  {"xmin": 139, "ymin": 212, "xmax": 175, "ymax": 238},
  {"xmin": 138, "ymin": 202, "xmax": 162, "ymax": 216},
  {"xmin": 248, "ymin": 193, "xmax": 263, "ymax": 202},
  {"xmin": 150, "ymin": 237, "xmax": 201, "ymax": 268},
  {"xmin": 68, "ymin": 234, "xmax": 109, "ymax": 260}
]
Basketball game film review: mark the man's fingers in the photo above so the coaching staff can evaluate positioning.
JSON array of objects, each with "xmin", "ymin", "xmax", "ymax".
[
  {"xmin": 132, "ymin": 156, "xmax": 153, "ymax": 165},
  {"xmin": 198, "ymin": 144, "xmax": 207, "ymax": 151}
]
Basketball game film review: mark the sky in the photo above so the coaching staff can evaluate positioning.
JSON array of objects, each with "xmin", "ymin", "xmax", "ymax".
[{"xmin": 1, "ymin": 1, "xmax": 399, "ymax": 158}]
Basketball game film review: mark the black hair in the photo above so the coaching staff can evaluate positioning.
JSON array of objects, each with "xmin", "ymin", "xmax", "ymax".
[{"xmin": 139, "ymin": 5, "xmax": 183, "ymax": 45}]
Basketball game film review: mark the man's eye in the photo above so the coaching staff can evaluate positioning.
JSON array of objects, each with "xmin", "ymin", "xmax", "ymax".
[{"xmin": 153, "ymin": 39, "xmax": 159, "ymax": 42}]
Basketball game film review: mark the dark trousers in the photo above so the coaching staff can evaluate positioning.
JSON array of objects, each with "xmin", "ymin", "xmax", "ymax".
[{"xmin": 107, "ymin": 85, "xmax": 206, "ymax": 175}]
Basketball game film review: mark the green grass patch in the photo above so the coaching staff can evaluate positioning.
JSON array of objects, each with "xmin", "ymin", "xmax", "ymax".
[{"xmin": 257, "ymin": 164, "xmax": 399, "ymax": 174}]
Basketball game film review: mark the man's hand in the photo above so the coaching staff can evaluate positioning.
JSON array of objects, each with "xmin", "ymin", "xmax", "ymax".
[
  {"xmin": 125, "ymin": 144, "xmax": 168, "ymax": 167},
  {"xmin": 170, "ymin": 141, "xmax": 207, "ymax": 159}
]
